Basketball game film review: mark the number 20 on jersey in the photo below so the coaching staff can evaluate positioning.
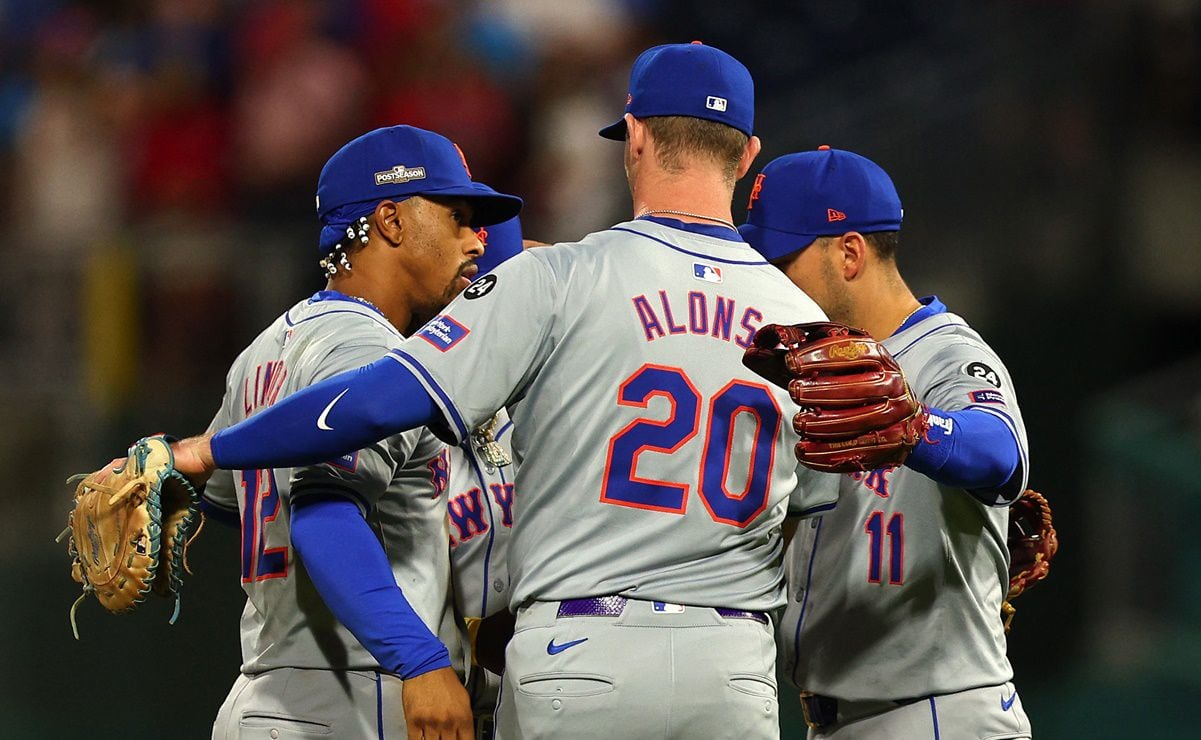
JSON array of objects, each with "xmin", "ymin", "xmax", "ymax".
[{"xmin": 601, "ymin": 364, "xmax": 781, "ymax": 528}]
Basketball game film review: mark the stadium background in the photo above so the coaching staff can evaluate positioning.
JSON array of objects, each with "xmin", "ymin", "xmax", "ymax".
[{"xmin": 2, "ymin": 0, "xmax": 1199, "ymax": 737}]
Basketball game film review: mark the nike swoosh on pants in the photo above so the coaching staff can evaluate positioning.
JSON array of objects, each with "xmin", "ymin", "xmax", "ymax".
[{"xmin": 546, "ymin": 638, "xmax": 588, "ymax": 655}]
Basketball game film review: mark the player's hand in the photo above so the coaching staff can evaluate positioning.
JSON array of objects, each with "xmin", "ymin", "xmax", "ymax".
[
  {"xmin": 169, "ymin": 433, "xmax": 217, "ymax": 484},
  {"xmin": 401, "ymin": 666, "xmax": 474, "ymax": 739}
]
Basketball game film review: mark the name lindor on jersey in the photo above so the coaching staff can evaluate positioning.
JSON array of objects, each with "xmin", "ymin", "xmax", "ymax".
[
  {"xmin": 243, "ymin": 360, "xmax": 288, "ymax": 417},
  {"xmin": 631, "ymin": 289, "xmax": 763, "ymax": 347}
]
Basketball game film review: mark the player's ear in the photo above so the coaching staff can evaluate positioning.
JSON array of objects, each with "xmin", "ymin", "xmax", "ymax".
[
  {"xmin": 841, "ymin": 232, "xmax": 867, "ymax": 280},
  {"xmin": 373, "ymin": 200, "xmax": 405, "ymax": 247},
  {"xmin": 736, "ymin": 135, "xmax": 763, "ymax": 180},
  {"xmin": 626, "ymin": 114, "xmax": 646, "ymax": 158}
]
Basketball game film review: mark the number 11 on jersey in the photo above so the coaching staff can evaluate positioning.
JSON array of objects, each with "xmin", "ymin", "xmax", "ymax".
[{"xmin": 865, "ymin": 510, "xmax": 903, "ymax": 585}]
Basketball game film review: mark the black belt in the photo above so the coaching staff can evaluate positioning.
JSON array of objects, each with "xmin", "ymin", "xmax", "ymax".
[
  {"xmin": 799, "ymin": 692, "xmax": 927, "ymax": 730},
  {"xmin": 799, "ymin": 692, "xmax": 839, "ymax": 730}
]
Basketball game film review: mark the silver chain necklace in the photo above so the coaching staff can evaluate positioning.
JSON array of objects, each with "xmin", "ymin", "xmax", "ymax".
[{"xmin": 637, "ymin": 208, "xmax": 737, "ymax": 232}]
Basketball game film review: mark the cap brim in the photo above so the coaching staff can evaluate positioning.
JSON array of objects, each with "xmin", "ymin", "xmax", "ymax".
[
  {"xmin": 598, "ymin": 118, "xmax": 627, "ymax": 141},
  {"xmin": 737, "ymin": 222, "xmax": 818, "ymax": 262},
  {"xmin": 419, "ymin": 181, "xmax": 524, "ymax": 227}
]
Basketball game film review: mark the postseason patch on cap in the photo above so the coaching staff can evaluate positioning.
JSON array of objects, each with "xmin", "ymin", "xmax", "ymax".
[
  {"xmin": 418, "ymin": 315, "xmax": 470, "ymax": 352},
  {"xmin": 374, "ymin": 164, "xmax": 427, "ymax": 186},
  {"xmin": 693, "ymin": 263, "xmax": 723, "ymax": 283}
]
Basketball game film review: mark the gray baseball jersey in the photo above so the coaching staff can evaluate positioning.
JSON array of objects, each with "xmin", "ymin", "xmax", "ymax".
[
  {"xmin": 778, "ymin": 305, "xmax": 1029, "ymax": 701},
  {"xmin": 445, "ymin": 409, "xmax": 516, "ymax": 620},
  {"xmin": 202, "ymin": 293, "xmax": 463, "ymax": 677},
  {"xmin": 396, "ymin": 218, "xmax": 838, "ymax": 612}
]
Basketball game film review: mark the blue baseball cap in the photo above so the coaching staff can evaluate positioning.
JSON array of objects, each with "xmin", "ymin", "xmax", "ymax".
[
  {"xmin": 473, "ymin": 215, "xmax": 523, "ymax": 275},
  {"xmin": 316, "ymin": 125, "xmax": 523, "ymax": 253},
  {"xmin": 739, "ymin": 146, "xmax": 902, "ymax": 261},
  {"xmin": 598, "ymin": 42, "xmax": 754, "ymax": 141}
]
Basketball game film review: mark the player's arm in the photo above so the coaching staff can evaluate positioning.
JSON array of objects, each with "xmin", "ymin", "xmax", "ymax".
[
  {"xmin": 195, "ymin": 387, "xmax": 242, "ymax": 527},
  {"xmin": 290, "ymin": 494, "xmax": 472, "ymax": 737},
  {"xmin": 171, "ymin": 353, "xmax": 440, "ymax": 480},
  {"xmin": 291, "ymin": 494, "xmax": 451, "ymax": 676},
  {"xmin": 904, "ymin": 407, "xmax": 1022, "ymax": 500},
  {"xmin": 902, "ymin": 349, "xmax": 1028, "ymax": 505},
  {"xmin": 175, "ymin": 253, "xmax": 559, "ymax": 481}
]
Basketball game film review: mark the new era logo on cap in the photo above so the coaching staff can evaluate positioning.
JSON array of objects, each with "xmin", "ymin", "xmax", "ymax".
[
  {"xmin": 706, "ymin": 96, "xmax": 728, "ymax": 111},
  {"xmin": 827, "ymin": 208, "xmax": 847, "ymax": 222}
]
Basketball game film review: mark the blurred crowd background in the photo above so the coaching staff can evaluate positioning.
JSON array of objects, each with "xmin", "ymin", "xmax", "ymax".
[{"xmin": 2, "ymin": 0, "xmax": 1200, "ymax": 737}]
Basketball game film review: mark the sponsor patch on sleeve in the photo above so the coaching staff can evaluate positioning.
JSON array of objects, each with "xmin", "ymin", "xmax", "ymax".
[
  {"xmin": 418, "ymin": 315, "xmax": 470, "ymax": 352},
  {"xmin": 326, "ymin": 451, "xmax": 359, "ymax": 472},
  {"xmin": 969, "ymin": 389, "xmax": 1007, "ymax": 405}
]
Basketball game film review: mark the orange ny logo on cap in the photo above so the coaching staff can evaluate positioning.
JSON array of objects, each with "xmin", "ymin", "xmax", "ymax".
[
  {"xmin": 475, "ymin": 226, "xmax": 489, "ymax": 246},
  {"xmin": 453, "ymin": 143, "xmax": 473, "ymax": 178},
  {"xmin": 748, "ymin": 173, "xmax": 766, "ymax": 209},
  {"xmin": 827, "ymin": 208, "xmax": 846, "ymax": 222}
]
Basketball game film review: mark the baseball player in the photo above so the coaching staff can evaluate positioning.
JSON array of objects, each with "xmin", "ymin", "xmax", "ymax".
[
  {"xmin": 443, "ymin": 215, "xmax": 522, "ymax": 740},
  {"xmin": 156, "ymin": 43, "xmax": 847, "ymax": 739},
  {"xmin": 199, "ymin": 125, "xmax": 523, "ymax": 740},
  {"xmin": 739, "ymin": 147, "xmax": 1032, "ymax": 738}
]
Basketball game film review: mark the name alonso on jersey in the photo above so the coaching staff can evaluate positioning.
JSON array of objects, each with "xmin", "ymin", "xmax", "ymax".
[{"xmin": 631, "ymin": 290, "xmax": 763, "ymax": 347}]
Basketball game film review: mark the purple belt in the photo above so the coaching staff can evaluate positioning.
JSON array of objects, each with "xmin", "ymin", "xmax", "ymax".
[{"xmin": 557, "ymin": 596, "xmax": 769, "ymax": 625}]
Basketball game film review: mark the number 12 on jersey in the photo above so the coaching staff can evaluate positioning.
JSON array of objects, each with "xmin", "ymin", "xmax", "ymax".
[
  {"xmin": 240, "ymin": 469, "xmax": 289, "ymax": 582},
  {"xmin": 601, "ymin": 364, "xmax": 781, "ymax": 528}
]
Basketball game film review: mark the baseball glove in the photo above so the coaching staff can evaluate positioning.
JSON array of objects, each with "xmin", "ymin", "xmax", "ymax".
[
  {"xmin": 1002, "ymin": 488, "xmax": 1059, "ymax": 631},
  {"xmin": 742, "ymin": 322, "xmax": 927, "ymax": 473},
  {"xmin": 57, "ymin": 436, "xmax": 203, "ymax": 639}
]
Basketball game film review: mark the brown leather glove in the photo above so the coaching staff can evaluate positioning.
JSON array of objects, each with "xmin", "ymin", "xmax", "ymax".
[
  {"xmin": 58, "ymin": 436, "xmax": 202, "ymax": 638},
  {"xmin": 1003, "ymin": 488, "xmax": 1059, "ymax": 631},
  {"xmin": 743, "ymin": 322, "xmax": 927, "ymax": 473}
]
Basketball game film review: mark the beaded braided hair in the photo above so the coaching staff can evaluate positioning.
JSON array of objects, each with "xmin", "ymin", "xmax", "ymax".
[{"xmin": 319, "ymin": 215, "xmax": 371, "ymax": 277}]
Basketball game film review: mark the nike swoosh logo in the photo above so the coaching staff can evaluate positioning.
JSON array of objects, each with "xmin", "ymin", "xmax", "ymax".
[
  {"xmin": 1001, "ymin": 690, "xmax": 1017, "ymax": 711},
  {"xmin": 546, "ymin": 637, "xmax": 588, "ymax": 655},
  {"xmin": 317, "ymin": 389, "xmax": 350, "ymax": 431}
]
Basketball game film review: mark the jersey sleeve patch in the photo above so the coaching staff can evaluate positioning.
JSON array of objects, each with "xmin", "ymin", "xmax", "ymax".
[
  {"xmin": 463, "ymin": 274, "xmax": 497, "ymax": 299},
  {"xmin": 960, "ymin": 361, "xmax": 1002, "ymax": 388},
  {"xmin": 418, "ymin": 315, "xmax": 470, "ymax": 352},
  {"xmin": 326, "ymin": 451, "xmax": 360, "ymax": 472},
  {"xmin": 968, "ymin": 389, "xmax": 1007, "ymax": 405}
]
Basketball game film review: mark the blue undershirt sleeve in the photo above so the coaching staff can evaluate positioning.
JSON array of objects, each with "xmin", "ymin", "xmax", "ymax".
[
  {"xmin": 905, "ymin": 406, "xmax": 1023, "ymax": 504},
  {"xmin": 211, "ymin": 355, "xmax": 439, "ymax": 471},
  {"xmin": 290, "ymin": 495, "xmax": 451, "ymax": 679},
  {"xmin": 198, "ymin": 495, "xmax": 240, "ymax": 528}
]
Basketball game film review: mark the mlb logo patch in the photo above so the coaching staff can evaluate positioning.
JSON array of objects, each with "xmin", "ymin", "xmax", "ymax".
[
  {"xmin": 418, "ymin": 315, "xmax": 470, "ymax": 352},
  {"xmin": 970, "ymin": 389, "xmax": 1006, "ymax": 405},
  {"xmin": 653, "ymin": 601, "xmax": 686, "ymax": 614},
  {"xmin": 706, "ymin": 96, "xmax": 728, "ymax": 112},
  {"xmin": 327, "ymin": 451, "xmax": 359, "ymax": 473},
  {"xmin": 693, "ymin": 263, "xmax": 723, "ymax": 283}
]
